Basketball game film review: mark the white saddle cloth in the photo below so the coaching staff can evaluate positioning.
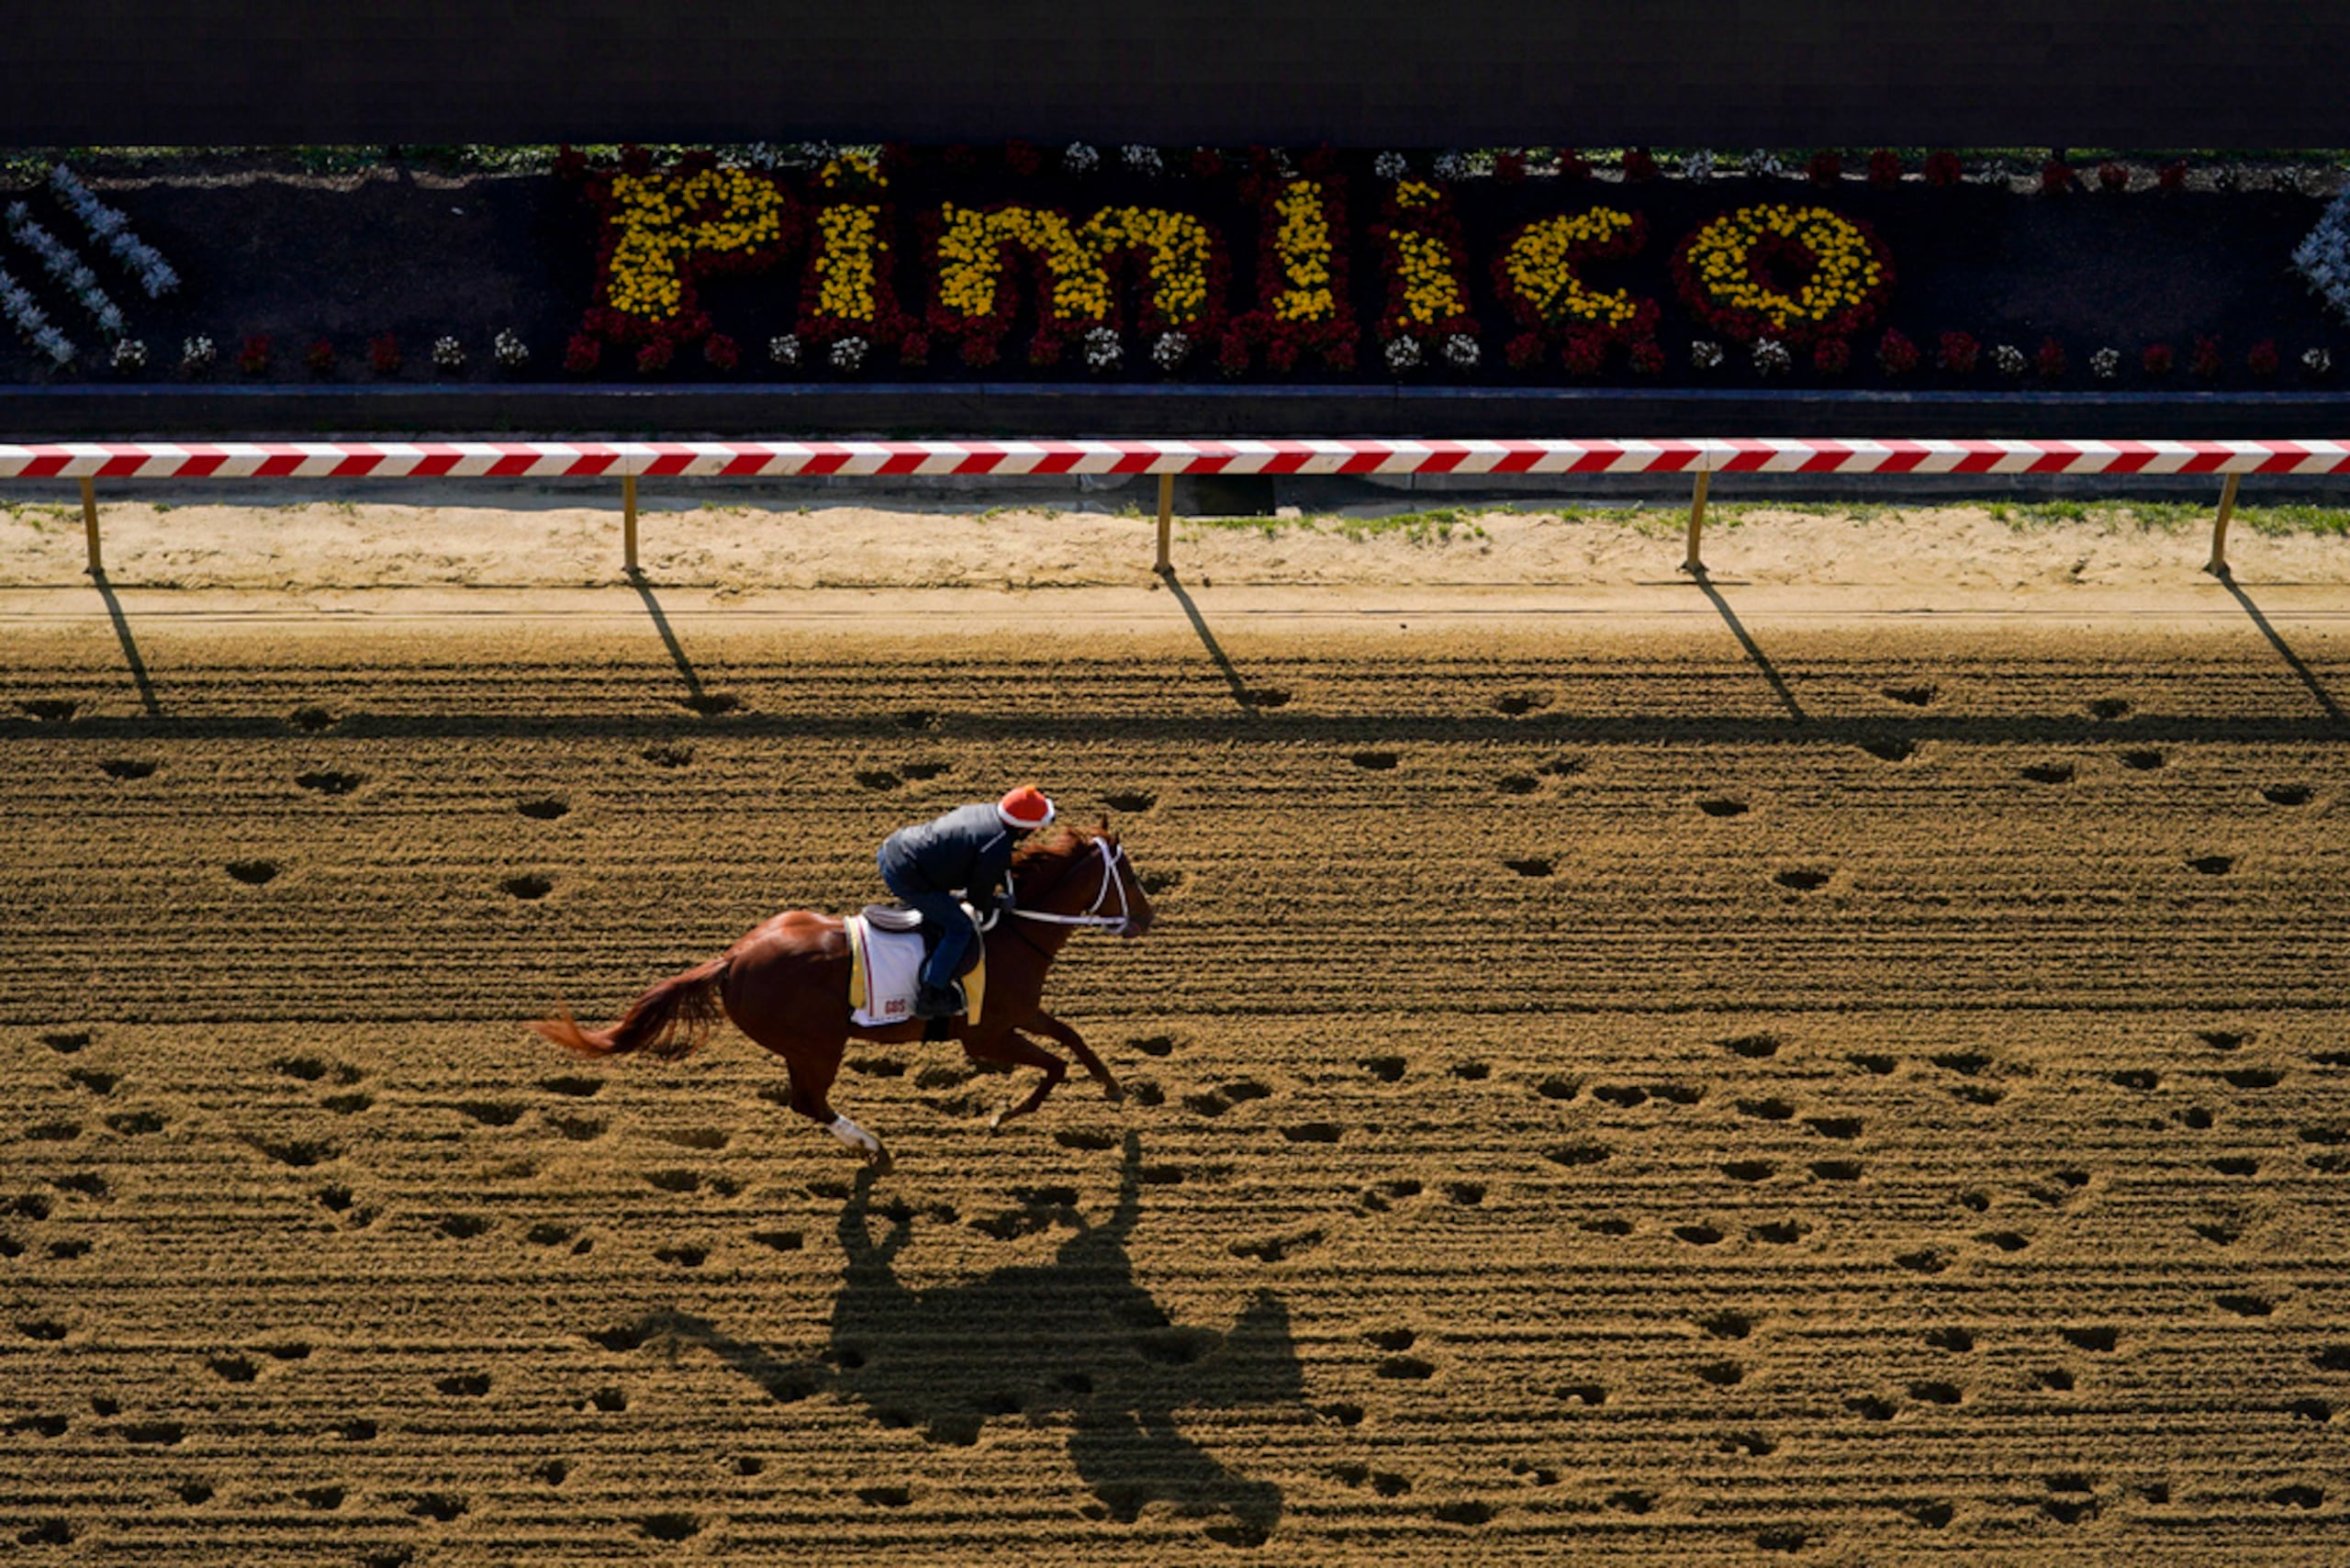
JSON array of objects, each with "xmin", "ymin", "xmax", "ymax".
[{"xmin": 846, "ymin": 917, "xmax": 925, "ymax": 1026}]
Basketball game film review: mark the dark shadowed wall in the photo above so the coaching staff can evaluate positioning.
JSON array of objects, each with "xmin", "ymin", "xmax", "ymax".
[{"xmin": 6, "ymin": 2, "xmax": 2348, "ymax": 149}]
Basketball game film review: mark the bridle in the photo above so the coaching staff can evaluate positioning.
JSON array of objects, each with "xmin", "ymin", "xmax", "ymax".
[{"xmin": 1006, "ymin": 839, "xmax": 1137, "ymax": 933}]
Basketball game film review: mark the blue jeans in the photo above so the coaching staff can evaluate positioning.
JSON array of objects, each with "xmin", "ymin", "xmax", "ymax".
[{"xmin": 878, "ymin": 862, "xmax": 971, "ymax": 990}]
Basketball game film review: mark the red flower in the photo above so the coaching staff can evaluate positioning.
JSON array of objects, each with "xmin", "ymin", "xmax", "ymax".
[
  {"xmin": 960, "ymin": 333, "xmax": 1000, "ymax": 369},
  {"xmin": 2158, "ymin": 161, "xmax": 2188, "ymax": 193},
  {"xmin": 368, "ymin": 334, "xmax": 401, "ymax": 375},
  {"xmin": 635, "ymin": 339, "xmax": 673, "ymax": 375},
  {"xmin": 2097, "ymin": 162, "xmax": 2129, "ymax": 193},
  {"xmin": 2142, "ymin": 342, "xmax": 2174, "ymax": 376},
  {"xmin": 618, "ymin": 144, "xmax": 654, "ymax": 179},
  {"xmin": 2040, "ymin": 159, "xmax": 2076, "ymax": 196},
  {"xmin": 1217, "ymin": 332, "xmax": 1249, "ymax": 376},
  {"xmin": 1867, "ymin": 149, "xmax": 1903, "ymax": 187},
  {"xmin": 305, "ymin": 338, "xmax": 335, "ymax": 375},
  {"xmin": 239, "ymin": 334, "xmax": 271, "ymax": 375},
  {"xmin": 1923, "ymin": 151, "xmax": 1964, "ymax": 188},
  {"xmin": 1004, "ymin": 140, "xmax": 1041, "ymax": 176},
  {"xmin": 1191, "ymin": 147, "xmax": 1225, "ymax": 180},
  {"xmin": 1561, "ymin": 328, "xmax": 1607, "ymax": 376},
  {"xmin": 1807, "ymin": 151, "xmax": 1842, "ymax": 187},
  {"xmin": 943, "ymin": 144, "xmax": 976, "ymax": 172},
  {"xmin": 1937, "ymin": 330, "xmax": 1979, "ymax": 375},
  {"xmin": 2247, "ymin": 339, "xmax": 2280, "ymax": 378},
  {"xmin": 1877, "ymin": 329, "xmax": 1919, "ymax": 376},
  {"xmin": 2190, "ymin": 335, "xmax": 2222, "ymax": 380},
  {"xmin": 702, "ymin": 333, "xmax": 740, "ymax": 372},
  {"xmin": 1555, "ymin": 148, "xmax": 1592, "ymax": 181},
  {"xmin": 1813, "ymin": 337, "xmax": 1851, "ymax": 375},
  {"xmin": 1505, "ymin": 331, "xmax": 1545, "ymax": 371},
  {"xmin": 563, "ymin": 333, "xmax": 601, "ymax": 375},
  {"xmin": 1621, "ymin": 147, "xmax": 1659, "ymax": 183},
  {"xmin": 1626, "ymin": 337, "xmax": 1665, "ymax": 376},
  {"xmin": 1494, "ymin": 151, "xmax": 1527, "ymax": 185},
  {"xmin": 553, "ymin": 145, "xmax": 588, "ymax": 183},
  {"xmin": 898, "ymin": 331, "xmax": 929, "ymax": 367},
  {"xmin": 2035, "ymin": 336, "xmax": 2067, "ymax": 380}
]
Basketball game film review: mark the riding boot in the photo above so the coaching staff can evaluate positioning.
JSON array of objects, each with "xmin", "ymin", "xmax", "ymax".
[{"xmin": 912, "ymin": 980, "xmax": 966, "ymax": 1020}]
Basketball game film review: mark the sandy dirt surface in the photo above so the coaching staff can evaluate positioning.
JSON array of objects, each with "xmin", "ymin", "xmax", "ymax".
[{"xmin": 3, "ymin": 505, "xmax": 2348, "ymax": 1562}]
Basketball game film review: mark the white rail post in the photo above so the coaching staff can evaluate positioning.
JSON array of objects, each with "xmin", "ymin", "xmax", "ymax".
[
  {"xmin": 80, "ymin": 476, "xmax": 100, "ymax": 575},
  {"xmin": 1683, "ymin": 471, "xmax": 1711, "ymax": 575},
  {"xmin": 2204, "ymin": 472, "xmax": 2241, "ymax": 577},
  {"xmin": 622, "ymin": 474, "xmax": 639, "ymax": 574},
  {"xmin": 1155, "ymin": 472, "xmax": 1174, "ymax": 574}
]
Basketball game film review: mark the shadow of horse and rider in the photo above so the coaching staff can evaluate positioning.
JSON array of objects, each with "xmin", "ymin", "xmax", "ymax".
[{"xmin": 627, "ymin": 1133, "xmax": 1300, "ymax": 1543}]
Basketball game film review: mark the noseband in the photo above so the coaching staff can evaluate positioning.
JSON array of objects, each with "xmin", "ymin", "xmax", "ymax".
[{"xmin": 1007, "ymin": 840, "xmax": 1136, "ymax": 930}]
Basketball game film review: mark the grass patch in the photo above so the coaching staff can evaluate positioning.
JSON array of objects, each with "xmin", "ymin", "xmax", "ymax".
[
  {"xmin": 1983, "ymin": 499, "xmax": 2350, "ymax": 535},
  {"xmin": 1182, "ymin": 507, "xmax": 1494, "ymax": 544}
]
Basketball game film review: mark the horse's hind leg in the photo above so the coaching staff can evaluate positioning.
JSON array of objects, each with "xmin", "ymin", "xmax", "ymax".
[
  {"xmin": 964, "ymin": 1029, "xmax": 1068, "ymax": 1129},
  {"xmin": 765, "ymin": 1039, "xmax": 891, "ymax": 1171},
  {"xmin": 1030, "ymin": 1008, "xmax": 1121, "ymax": 1103}
]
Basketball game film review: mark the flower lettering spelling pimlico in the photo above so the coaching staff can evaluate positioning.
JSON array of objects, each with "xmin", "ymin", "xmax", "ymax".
[
  {"xmin": 1670, "ymin": 204, "xmax": 1895, "ymax": 346},
  {"xmin": 1494, "ymin": 207, "xmax": 1657, "ymax": 339},
  {"xmin": 597, "ymin": 164, "xmax": 794, "ymax": 330},
  {"xmin": 925, "ymin": 202, "xmax": 1226, "ymax": 364}
]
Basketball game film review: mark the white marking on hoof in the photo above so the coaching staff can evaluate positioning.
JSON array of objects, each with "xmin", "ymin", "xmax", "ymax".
[{"xmin": 828, "ymin": 1113, "xmax": 880, "ymax": 1158}]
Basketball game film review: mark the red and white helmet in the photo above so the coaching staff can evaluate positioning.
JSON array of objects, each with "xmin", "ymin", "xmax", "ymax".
[{"xmin": 996, "ymin": 785, "xmax": 1055, "ymax": 830}]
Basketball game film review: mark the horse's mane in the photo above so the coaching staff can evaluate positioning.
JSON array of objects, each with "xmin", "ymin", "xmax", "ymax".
[{"xmin": 1011, "ymin": 823, "xmax": 1108, "ymax": 883}]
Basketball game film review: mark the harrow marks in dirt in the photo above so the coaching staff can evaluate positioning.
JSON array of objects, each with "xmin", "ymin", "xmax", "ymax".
[{"xmin": 3, "ymin": 620, "xmax": 2348, "ymax": 1562}]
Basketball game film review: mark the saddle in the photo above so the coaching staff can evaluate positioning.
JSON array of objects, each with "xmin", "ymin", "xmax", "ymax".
[{"xmin": 846, "ymin": 902, "xmax": 986, "ymax": 1027}]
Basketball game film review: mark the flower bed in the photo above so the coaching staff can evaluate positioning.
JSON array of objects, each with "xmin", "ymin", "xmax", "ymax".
[{"xmin": 0, "ymin": 146, "xmax": 2341, "ymax": 392}]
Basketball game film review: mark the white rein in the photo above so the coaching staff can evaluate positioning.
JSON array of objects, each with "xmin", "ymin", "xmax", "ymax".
[{"xmin": 1007, "ymin": 841, "xmax": 1135, "ymax": 929}]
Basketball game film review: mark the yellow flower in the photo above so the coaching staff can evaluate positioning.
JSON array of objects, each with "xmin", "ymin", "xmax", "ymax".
[
  {"xmin": 1501, "ymin": 208, "xmax": 1642, "ymax": 328},
  {"xmin": 1680, "ymin": 204, "xmax": 1885, "ymax": 331}
]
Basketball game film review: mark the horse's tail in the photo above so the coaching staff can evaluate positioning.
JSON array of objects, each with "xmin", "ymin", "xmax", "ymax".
[{"xmin": 529, "ymin": 956, "xmax": 730, "ymax": 1062}]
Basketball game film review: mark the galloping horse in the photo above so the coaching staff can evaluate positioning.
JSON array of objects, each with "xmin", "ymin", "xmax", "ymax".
[{"xmin": 529, "ymin": 823, "xmax": 1155, "ymax": 1170}]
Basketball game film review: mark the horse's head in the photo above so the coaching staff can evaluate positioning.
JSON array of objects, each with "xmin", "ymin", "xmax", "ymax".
[{"xmin": 1016, "ymin": 820, "xmax": 1157, "ymax": 938}]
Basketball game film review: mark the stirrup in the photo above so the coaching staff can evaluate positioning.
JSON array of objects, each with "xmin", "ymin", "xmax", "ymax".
[{"xmin": 912, "ymin": 980, "xmax": 965, "ymax": 1020}]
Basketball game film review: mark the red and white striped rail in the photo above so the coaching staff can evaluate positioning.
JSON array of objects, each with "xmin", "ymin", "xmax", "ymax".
[
  {"xmin": 6, "ymin": 438, "xmax": 2325, "ymax": 577},
  {"xmin": 4, "ymin": 437, "xmax": 2350, "ymax": 480}
]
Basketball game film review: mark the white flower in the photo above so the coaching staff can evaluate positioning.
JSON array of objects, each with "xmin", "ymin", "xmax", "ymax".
[
  {"xmin": 431, "ymin": 336, "xmax": 466, "ymax": 370},
  {"xmin": 1443, "ymin": 332, "xmax": 1481, "ymax": 370},
  {"xmin": 493, "ymin": 329, "xmax": 530, "ymax": 368},
  {"xmin": 111, "ymin": 337, "xmax": 147, "ymax": 371},
  {"xmin": 1151, "ymin": 331, "xmax": 1192, "ymax": 370},
  {"xmin": 1062, "ymin": 142, "xmax": 1100, "ymax": 174},
  {"xmin": 181, "ymin": 334, "xmax": 216, "ymax": 370},
  {"xmin": 2090, "ymin": 347, "xmax": 2121, "ymax": 379},
  {"xmin": 1374, "ymin": 151, "xmax": 1409, "ymax": 180},
  {"xmin": 6, "ymin": 202, "xmax": 127, "ymax": 334},
  {"xmin": 1751, "ymin": 338, "xmax": 1792, "ymax": 375},
  {"xmin": 768, "ymin": 333, "xmax": 802, "ymax": 368},
  {"xmin": 2305, "ymin": 346, "xmax": 2333, "ymax": 376},
  {"xmin": 1683, "ymin": 149, "xmax": 1716, "ymax": 183},
  {"xmin": 48, "ymin": 163, "xmax": 176, "ymax": 297},
  {"xmin": 1992, "ymin": 343, "xmax": 2027, "ymax": 377},
  {"xmin": 1121, "ymin": 144, "xmax": 1163, "ymax": 176},
  {"xmin": 2292, "ymin": 187, "xmax": 2350, "ymax": 320},
  {"xmin": 1383, "ymin": 335, "xmax": 1424, "ymax": 371},
  {"xmin": 1742, "ymin": 149, "xmax": 1784, "ymax": 178},
  {"xmin": 830, "ymin": 335, "xmax": 868, "ymax": 373},
  {"xmin": 1082, "ymin": 326, "xmax": 1123, "ymax": 372},
  {"xmin": 1432, "ymin": 151, "xmax": 1468, "ymax": 182},
  {"xmin": 1691, "ymin": 340, "xmax": 1725, "ymax": 370}
]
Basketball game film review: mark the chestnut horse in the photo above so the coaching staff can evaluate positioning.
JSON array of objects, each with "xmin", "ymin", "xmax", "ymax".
[{"xmin": 529, "ymin": 823, "xmax": 1155, "ymax": 1170}]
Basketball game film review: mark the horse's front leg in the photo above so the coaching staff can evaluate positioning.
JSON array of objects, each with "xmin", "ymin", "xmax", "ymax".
[
  {"xmin": 963, "ymin": 1028, "xmax": 1068, "ymax": 1128},
  {"xmin": 1030, "ymin": 1008, "xmax": 1121, "ymax": 1103},
  {"xmin": 779, "ymin": 1050, "xmax": 891, "ymax": 1171}
]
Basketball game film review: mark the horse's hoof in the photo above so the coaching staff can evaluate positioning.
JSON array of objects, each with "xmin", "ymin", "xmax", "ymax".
[
  {"xmin": 867, "ymin": 1149, "xmax": 894, "ymax": 1174},
  {"xmin": 1100, "ymin": 1079, "xmax": 1125, "ymax": 1103}
]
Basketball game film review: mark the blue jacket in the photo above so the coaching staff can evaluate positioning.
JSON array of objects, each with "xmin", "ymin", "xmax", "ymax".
[{"xmin": 878, "ymin": 803, "xmax": 1021, "ymax": 908}]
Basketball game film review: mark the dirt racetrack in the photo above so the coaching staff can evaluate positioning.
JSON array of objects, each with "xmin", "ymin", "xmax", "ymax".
[{"xmin": 5, "ymin": 587, "xmax": 2350, "ymax": 1562}]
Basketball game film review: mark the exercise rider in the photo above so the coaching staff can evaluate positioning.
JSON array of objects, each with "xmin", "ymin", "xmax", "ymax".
[{"xmin": 877, "ymin": 786, "xmax": 1057, "ymax": 1019}]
